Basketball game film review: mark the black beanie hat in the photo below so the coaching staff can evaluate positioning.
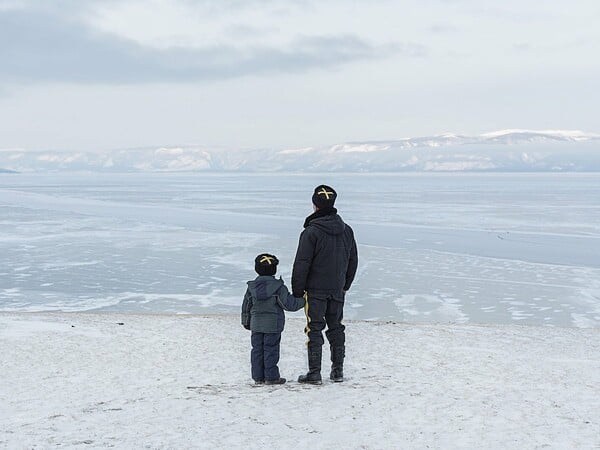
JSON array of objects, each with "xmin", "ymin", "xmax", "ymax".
[
  {"xmin": 255, "ymin": 253, "xmax": 279, "ymax": 276},
  {"xmin": 312, "ymin": 184, "xmax": 337, "ymax": 210}
]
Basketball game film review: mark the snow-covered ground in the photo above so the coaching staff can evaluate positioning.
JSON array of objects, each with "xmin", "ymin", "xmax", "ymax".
[{"xmin": 1, "ymin": 312, "xmax": 599, "ymax": 449}]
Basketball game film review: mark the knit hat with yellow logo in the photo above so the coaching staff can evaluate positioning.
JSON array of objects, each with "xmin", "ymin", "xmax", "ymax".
[
  {"xmin": 312, "ymin": 184, "xmax": 337, "ymax": 210},
  {"xmin": 254, "ymin": 253, "xmax": 279, "ymax": 276}
]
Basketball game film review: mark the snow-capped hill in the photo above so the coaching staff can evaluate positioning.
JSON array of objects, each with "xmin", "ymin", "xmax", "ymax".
[
  {"xmin": 480, "ymin": 129, "xmax": 598, "ymax": 141},
  {"xmin": 340, "ymin": 129, "xmax": 599, "ymax": 151},
  {"xmin": 1, "ymin": 129, "xmax": 598, "ymax": 172},
  {"xmin": 327, "ymin": 143, "xmax": 387, "ymax": 153}
]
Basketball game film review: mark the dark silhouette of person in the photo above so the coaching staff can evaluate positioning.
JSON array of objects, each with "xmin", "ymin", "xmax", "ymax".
[{"xmin": 292, "ymin": 185, "xmax": 358, "ymax": 384}]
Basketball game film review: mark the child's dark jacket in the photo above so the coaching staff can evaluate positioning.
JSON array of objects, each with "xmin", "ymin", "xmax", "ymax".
[{"xmin": 241, "ymin": 275, "xmax": 305, "ymax": 333}]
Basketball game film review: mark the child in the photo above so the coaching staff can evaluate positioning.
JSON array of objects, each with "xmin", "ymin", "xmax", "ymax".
[{"xmin": 241, "ymin": 253, "xmax": 305, "ymax": 385}]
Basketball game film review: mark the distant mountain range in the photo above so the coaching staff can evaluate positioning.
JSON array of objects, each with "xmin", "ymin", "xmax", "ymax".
[
  {"xmin": 1, "ymin": 129, "xmax": 599, "ymax": 172},
  {"xmin": 0, "ymin": 168, "xmax": 18, "ymax": 173}
]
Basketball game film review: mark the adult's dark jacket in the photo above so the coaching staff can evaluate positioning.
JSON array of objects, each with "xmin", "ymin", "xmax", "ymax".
[{"xmin": 292, "ymin": 208, "xmax": 358, "ymax": 298}]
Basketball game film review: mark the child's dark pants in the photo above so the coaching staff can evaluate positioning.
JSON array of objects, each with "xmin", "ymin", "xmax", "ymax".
[{"xmin": 251, "ymin": 332, "xmax": 281, "ymax": 381}]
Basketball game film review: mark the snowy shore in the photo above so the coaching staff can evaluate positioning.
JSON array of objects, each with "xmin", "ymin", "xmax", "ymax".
[{"xmin": 1, "ymin": 313, "xmax": 599, "ymax": 449}]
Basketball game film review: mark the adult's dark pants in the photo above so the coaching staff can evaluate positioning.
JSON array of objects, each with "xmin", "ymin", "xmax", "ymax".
[
  {"xmin": 250, "ymin": 332, "xmax": 281, "ymax": 381},
  {"xmin": 304, "ymin": 292, "xmax": 345, "ymax": 350}
]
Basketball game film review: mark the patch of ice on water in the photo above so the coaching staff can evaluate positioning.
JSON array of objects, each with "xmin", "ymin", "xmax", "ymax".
[
  {"xmin": 394, "ymin": 293, "xmax": 469, "ymax": 323},
  {"xmin": 2, "ymin": 288, "xmax": 21, "ymax": 296},
  {"xmin": 571, "ymin": 314, "xmax": 598, "ymax": 328},
  {"xmin": 0, "ymin": 289, "xmax": 242, "ymax": 313},
  {"xmin": 508, "ymin": 309, "xmax": 533, "ymax": 321},
  {"xmin": 41, "ymin": 260, "xmax": 102, "ymax": 269},
  {"xmin": 0, "ymin": 295, "xmax": 124, "ymax": 312}
]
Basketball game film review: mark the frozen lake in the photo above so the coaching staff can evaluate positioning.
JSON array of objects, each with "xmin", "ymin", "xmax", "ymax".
[{"xmin": 1, "ymin": 172, "xmax": 599, "ymax": 327}]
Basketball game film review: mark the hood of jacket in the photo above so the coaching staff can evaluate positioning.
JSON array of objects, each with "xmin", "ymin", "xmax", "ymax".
[
  {"xmin": 304, "ymin": 208, "xmax": 346, "ymax": 236},
  {"xmin": 247, "ymin": 276, "xmax": 284, "ymax": 300}
]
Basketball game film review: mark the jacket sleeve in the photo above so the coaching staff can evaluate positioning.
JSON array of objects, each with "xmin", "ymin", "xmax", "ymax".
[
  {"xmin": 292, "ymin": 229, "xmax": 315, "ymax": 297},
  {"xmin": 343, "ymin": 229, "xmax": 358, "ymax": 291},
  {"xmin": 241, "ymin": 288, "xmax": 252, "ymax": 330},
  {"xmin": 276, "ymin": 285, "xmax": 306, "ymax": 312}
]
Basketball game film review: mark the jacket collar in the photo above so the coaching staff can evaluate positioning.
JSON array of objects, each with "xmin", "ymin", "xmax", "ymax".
[
  {"xmin": 255, "ymin": 275, "xmax": 276, "ymax": 281},
  {"xmin": 303, "ymin": 207, "xmax": 338, "ymax": 228}
]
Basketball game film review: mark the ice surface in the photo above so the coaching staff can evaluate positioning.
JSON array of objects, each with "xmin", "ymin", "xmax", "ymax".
[{"xmin": 1, "ymin": 172, "xmax": 599, "ymax": 327}]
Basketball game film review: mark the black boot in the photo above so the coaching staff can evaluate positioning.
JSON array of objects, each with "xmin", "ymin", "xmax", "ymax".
[
  {"xmin": 330, "ymin": 345, "xmax": 345, "ymax": 382},
  {"xmin": 298, "ymin": 346, "xmax": 322, "ymax": 385},
  {"xmin": 265, "ymin": 377, "xmax": 286, "ymax": 385}
]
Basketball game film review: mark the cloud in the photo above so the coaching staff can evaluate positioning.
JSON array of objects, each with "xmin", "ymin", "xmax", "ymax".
[
  {"xmin": 0, "ymin": 8, "xmax": 412, "ymax": 85},
  {"xmin": 512, "ymin": 43, "xmax": 532, "ymax": 52},
  {"xmin": 429, "ymin": 24, "xmax": 460, "ymax": 33}
]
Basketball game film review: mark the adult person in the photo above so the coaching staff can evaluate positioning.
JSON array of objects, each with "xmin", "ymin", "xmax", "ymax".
[{"xmin": 292, "ymin": 185, "xmax": 358, "ymax": 384}]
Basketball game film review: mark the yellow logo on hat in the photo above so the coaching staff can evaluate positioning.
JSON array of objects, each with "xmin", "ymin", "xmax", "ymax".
[
  {"xmin": 317, "ymin": 188, "xmax": 334, "ymax": 199},
  {"xmin": 260, "ymin": 255, "xmax": 275, "ymax": 265}
]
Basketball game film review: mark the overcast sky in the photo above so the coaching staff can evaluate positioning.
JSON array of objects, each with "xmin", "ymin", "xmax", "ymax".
[{"xmin": 1, "ymin": 0, "xmax": 599, "ymax": 151}]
